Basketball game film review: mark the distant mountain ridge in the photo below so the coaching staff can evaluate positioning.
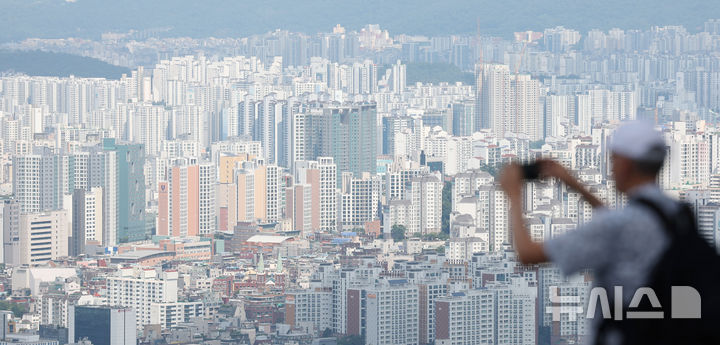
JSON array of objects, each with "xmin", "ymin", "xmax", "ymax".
[
  {"xmin": 0, "ymin": 50, "xmax": 130, "ymax": 79},
  {"xmin": 0, "ymin": 0, "xmax": 717, "ymax": 43}
]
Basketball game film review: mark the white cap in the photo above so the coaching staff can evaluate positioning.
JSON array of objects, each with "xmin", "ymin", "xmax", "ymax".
[{"xmin": 609, "ymin": 121, "xmax": 666, "ymax": 162}]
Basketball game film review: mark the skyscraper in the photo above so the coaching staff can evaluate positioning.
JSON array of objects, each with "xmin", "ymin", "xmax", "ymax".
[
  {"xmin": 451, "ymin": 101, "xmax": 476, "ymax": 136},
  {"xmin": 318, "ymin": 157, "xmax": 338, "ymax": 231},
  {"xmin": 238, "ymin": 97, "xmax": 257, "ymax": 138},
  {"xmin": 391, "ymin": 60, "xmax": 407, "ymax": 94},
  {"xmin": 544, "ymin": 94, "xmax": 570, "ymax": 138},
  {"xmin": 13, "ymin": 149, "xmax": 68, "ymax": 214},
  {"xmin": 349, "ymin": 60, "xmax": 378, "ymax": 94},
  {"xmin": 339, "ymin": 172, "xmax": 381, "ymax": 231},
  {"xmin": 1, "ymin": 198, "xmax": 20, "ymax": 264},
  {"xmin": 288, "ymin": 161, "xmax": 320, "ymax": 232},
  {"xmin": 408, "ymin": 175, "xmax": 443, "ymax": 235},
  {"xmin": 511, "ymin": 74, "xmax": 543, "ymax": 140},
  {"xmin": 476, "ymin": 64, "xmax": 542, "ymax": 140},
  {"xmin": 322, "ymin": 103, "xmax": 377, "ymax": 181},
  {"xmin": 255, "ymin": 98, "xmax": 285, "ymax": 164},
  {"xmin": 365, "ymin": 279, "xmax": 418, "ymax": 345},
  {"xmin": 476, "ymin": 64, "xmax": 511, "ymax": 138},
  {"xmin": 71, "ymin": 187, "xmax": 103, "ymax": 256},
  {"xmin": 232, "ymin": 161, "xmax": 281, "ymax": 224},
  {"xmin": 435, "ymin": 290, "xmax": 495, "ymax": 345},
  {"xmin": 103, "ymin": 138, "xmax": 146, "ymax": 244},
  {"xmin": 158, "ymin": 158, "xmax": 216, "ymax": 237},
  {"xmin": 105, "ymin": 269, "xmax": 178, "ymax": 330}
]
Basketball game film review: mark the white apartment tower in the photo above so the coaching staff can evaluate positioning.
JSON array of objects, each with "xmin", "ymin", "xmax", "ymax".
[
  {"xmin": 18, "ymin": 210, "xmax": 69, "ymax": 266},
  {"xmin": 318, "ymin": 157, "xmax": 338, "ymax": 231},
  {"xmin": 339, "ymin": 172, "xmax": 381, "ymax": 231},
  {"xmin": 511, "ymin": 74, "xmax": 543, "ymax": 140},
  {"xmin": 106, "ymin": 268, "xmax": 179, "ymax": 330},
  {"xmin": 435, "ymin": 290, "xmax": 495, "ymax": 345},
  {"xmin": 365, "ymin": 279, "xmax": 419, "ymax": 345},
  {"xmin": 407, "ymin": 175, "xmax": 443, "ymax": 235},
  {"xmin": 478, "ymin": 64, "xmax": 512, "ymax": 138},
  {"xmin": 391, "ymin": 60, "xmax": 407, "ymax": 94}
]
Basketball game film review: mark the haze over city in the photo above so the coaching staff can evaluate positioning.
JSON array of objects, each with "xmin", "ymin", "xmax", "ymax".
[{"xmin": 1, "ymin": 2, "xmax": 720, "ymax": 345}]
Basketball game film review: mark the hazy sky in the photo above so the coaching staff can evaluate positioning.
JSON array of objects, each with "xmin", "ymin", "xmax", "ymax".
[{"xmin": 1, "ymin": 0, "xmax": 719, "ymax": 42}]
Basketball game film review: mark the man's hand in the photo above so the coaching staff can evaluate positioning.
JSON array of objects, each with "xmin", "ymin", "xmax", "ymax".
[
  {"xmin": 537, "ymin": 159, "xmax": 604, "ymax": 209},
  {"xmin": 500, "ymin": 163, "xmax": 549, "ymax": 265},
  {"xmin": 500, "ymin": 163, "xmax": 523, "ymax": 199},
  {"xmin": 538, "ymin": 159, "xmax": 573, "ymax": 183}
]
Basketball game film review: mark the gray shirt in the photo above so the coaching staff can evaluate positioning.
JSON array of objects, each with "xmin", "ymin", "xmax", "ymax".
[{"xmin": 544, "ymin": 183, "xmax": 677, "ymax": 344}]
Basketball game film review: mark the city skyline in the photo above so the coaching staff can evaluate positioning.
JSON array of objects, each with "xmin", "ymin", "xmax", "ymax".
[
  {"xmin": 1, "ymin": 0, "xmax": 719, "ymax": 43},
  {"xmin": 1, "ymin": 7, "xmax": 720, "ymax": 345}
]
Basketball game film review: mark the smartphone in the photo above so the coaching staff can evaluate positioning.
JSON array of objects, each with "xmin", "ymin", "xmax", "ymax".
[{"xmin": 521, "ymin": 162, "xmax": 540, "ymax": 180}]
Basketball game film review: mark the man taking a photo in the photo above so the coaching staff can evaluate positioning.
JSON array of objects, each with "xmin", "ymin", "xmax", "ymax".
[{"xmin": 500, "ymin": 121, "xmax": 680, "ymax": 345}]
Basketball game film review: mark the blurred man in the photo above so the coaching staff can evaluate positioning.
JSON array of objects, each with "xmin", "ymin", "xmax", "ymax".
[{"xmin": 500, "ymin": 121, "xmax": 675, "ymax": 345}]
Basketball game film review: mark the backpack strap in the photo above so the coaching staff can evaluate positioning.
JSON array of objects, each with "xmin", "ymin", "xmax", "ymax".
[
  {"xmin": 596, "ymin": 197, "xmax": 682, "ymax": 345},
  {"xmin": 631, "ymin": 197, "xmax": 675, "ymax": 236},
  {"xmin": 633, "ymin": 197, "xmax": 696, "ymax": 238}
]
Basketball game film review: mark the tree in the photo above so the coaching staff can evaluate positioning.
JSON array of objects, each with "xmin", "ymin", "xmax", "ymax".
[
  {"xmin": 0, "ymin": 301, "xmax": 27, "ymax": 317},
  {"xmin": 321, "ymin": 328, "xmax": 333, "ymax": 338},
  {"xmin": 477, "ymin": 163, "xmax": 499, "ymax": 178},
  {"xmin": 530, "ymin": 140, "xmax": 545, "ymax": 149},
  {"xmin": 441, "ymin": 180, "xmax": 452, "ymax": 233},
  {"xmin": 391, "ymin": 224, "xmax": 406, "ymax": 242},
  {"xmin": 338, "ymin": 335, "xmax": 365, "ymax": 345},
  {"xmin": 422, "ymin": 232, "xmax": 449, "ymax": 241}
]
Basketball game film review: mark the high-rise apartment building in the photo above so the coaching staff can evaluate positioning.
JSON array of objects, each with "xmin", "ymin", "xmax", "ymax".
[
  {"xmin": 387, "ymin": 174, "xmax": 443, "ymax": 236},
  {"xmin": 18, "ymin": 210, "xmax": 69, "ymax": 266},
  {"xmin": 287, "ymin": 161, "xmax": 320, "ymax": 232},
  {"xmin": 476, "ymin": 185, "xmax": 510, "ymax": 252},
  {"xmin": 511, "ymin": 74, "xmax": 543, "ymax": 140},
  {"xmin": 70, "ymin": 187, "xmax": 103, "ymax": 256},
  {"xmin": 158, "ymin": 158, "xmax": 216, "ymax": 237},
  {"xmin": 365, "ymin": 279, "xmax": 418, "ymax": 345},
  {"xmin": 285, "ymin": 287, "xmax": 333, "ymax": 336},
  {"xmin": 106, "ymin": 268, "xmax": 178, "ymax": 330},
  {"xmin": 476, "ymin": 65, "xmax": 544, "ymax": 140},
  {"xmin": 128, "ymin": 104, "xmax": 170, "ymax": 156},
  {"xmin": 339, "ymin": 172, "xmax": 381, "ymax": 231},
  {"xmin": 417, "ymin": 280, "xmax": 448, "ymax": 345},
  {"xmin": 149, "ymin": 301, "xmax": 205, "ymax": 330},
  {"xmin": 451, "ymin": 101, "xmax": 475, "ymax": 136},
  {"xmin": 1, "ymin": 198, "xmax": 20, "ymax": 264},
  {"xmin": 13, "ymin": 150, "xmax": 68, "ymax": 214},
  {"xmin": 476, "ymin": 63, "xmax": 511, "ymax": 138},
  {"xmin": 489, "ymin": 278, "xmax": 537, "ymax": 345},
  {"xmin": 318, "ymin": 157, "xmax": 338, "ymax": 231},
  {"xmin": 102, "ymin": 138, "xmax": 147, "ymax": 244},
  {"xmin": 435, "ymin": 290, "xmax": 495, "ymax": 345},
  {"xmin": 290, "ymin": 103, "xmax": 377, "ymax": 181},
  {"xmin": 385, "ymin": 160, "xmax": 430, "ymax": 201},
  {"xmin": 322, "ymin": 103, "xmax": 378, "ymax": 180},
  {"xmin": 391, "ymin": 60, "xmax": 407, "ymax": 94},
  {"xmin": 409, "ymin": 175, "xmax": 443, "ymax": 235},
  {"xmin": 231, "ymin": 161, "xmax": 281, "ymax": 224},
  {"xmin": 254, "ymin": 98, "xmax": 286, "ymax": 164}
]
